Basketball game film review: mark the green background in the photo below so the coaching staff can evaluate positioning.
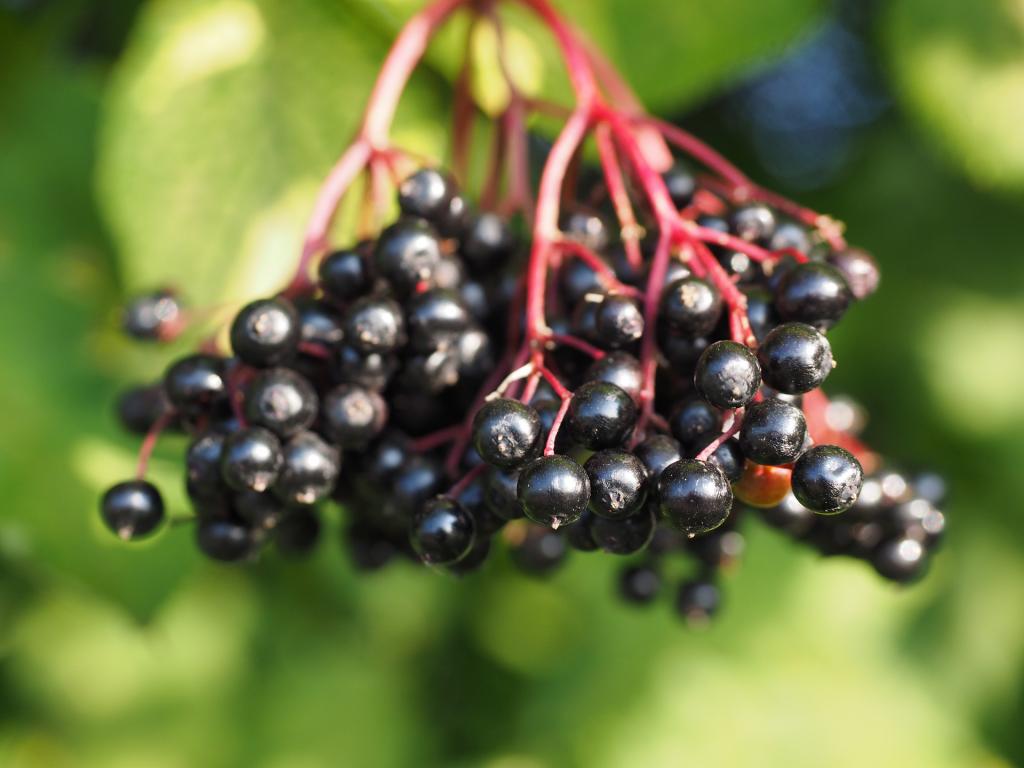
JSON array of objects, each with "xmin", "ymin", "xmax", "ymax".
[{"xmin": 1, "ymin": 0, "xmax": 1023, "ymax": 766}]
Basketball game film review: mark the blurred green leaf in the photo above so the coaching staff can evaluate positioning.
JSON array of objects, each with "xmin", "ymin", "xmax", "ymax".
[
  {"xmin": 885, "ymin": 0, "xmax": 1024, "ymax": 194},
  {"xmin": 97, "ymin": 0, "xmax": 448, "ymax": 306}
]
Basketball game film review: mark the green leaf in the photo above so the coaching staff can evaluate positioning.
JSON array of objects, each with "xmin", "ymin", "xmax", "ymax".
[
  {"xmin": 885, "ymin": 0, "xmax": 1024, "ymax": 194},
  {"xmin": 97, "ymin": 0, "xmax": 448, "ymax": 307}
]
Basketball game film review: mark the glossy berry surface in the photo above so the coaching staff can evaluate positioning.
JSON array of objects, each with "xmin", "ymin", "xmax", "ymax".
[
  {"xmin": 707, "ymin": 438, "xmax": 745, "ymax": 483},
  {"xmin": 472, "ymin": 398, "xmax": 542, "ymax": 469},
  {"xmin": 757, "ymin": 322, "xmax": 833, "ymax": 395},
  {"xmin": 694, "ymin": 340, "xmax": 761, "ymax": 409},
  {"xmin": 397, "ymin": 167, "xmax": 454, "ymax": 221},
  {"xmin": 872, "ymin": 537, "xmax": 928, "ymax": 583},
  {"xmin": 344, "ymin": 297, "xmax": 405, "ymax": 354},
  {"xmin": 220, "ymin": 427, "xmax": 283, "ymax": 493},
  {"xmin": 669, "ymin": 398, "xmax": 722, "ymax": 454},
  {"xmin": 116, "ymin": 384, "xmax": 173, "ymax": 435},
  {"xmin": 775, "ymin": 262, "xmax": 852, "ymax": 329},
  {"xmin": 196, "ymin": 519, "xmax": 256, "ymax": 562},
  {"xmin": 730, "ymin": 204, "xmax": 776, "ymax": 244},
  {"xmin": 566, "ymin": 381, "xmax": 637, "ymax": 449},
  {"xmin": 596, "ymin": 294, "xmax": 644, "ymax": 349},
  {"xmin": 738, "ymin": 399, "xmax": 807, "ymax": 466},
  {"xmin": 661, "ymin": 276, "xmax": 722, "ymax": 338},
  {"xmin": 584, "ymin": 450, "xmax": 649, "ymax": 519},
  {"xmin": 322, "ymin": 383, "xmax": 387, "ymax": 448},
  {"xmin": 101, "ymin": 480, "xmax": 164, "ymax": 540},
  {"xmin": 406, "ymin": 288, "xmax": 470, "ymax": 351},
  {"xmin": 122, "ymin": 289, "xmax": 180, "ymax": 341},
  {"xmin": 318, "ymin": 249, "xmax": 370, "ymax": 302},
  {"xmin": 273, "ymin": 432, "xmax": 340, "ymax": 505},
  {"xmin": 517, "ymin": 455, "xmax": 590, "ymax": 528},
  {"xmin": 410, "ymin": 496, "xmax": 476, "ymax": 566},
  {"xmin": 828, "ymin": 247, "xmax": 880, "ymax": 300},
  {"xmin": 373, "ymin": 218, "xmax": 442, "ymax": 294},
  {"xmin": 243, "ymin": 368, "xmax": 318, "ymax": 438},
  {"xmin": 461, "ymin": 212, "xmax": 515, "ymax": 273},
  {"xmin": 658, "ymin": 459, "xmax": 733, "ymax": 535},
  {"xmin": 791, "ymin": 444, "xmax": 863, "ymax": 514},
  {"xmin": 164, "ymin": 354, "xmax": 227, "ymax": 415},
  {"xmin": 585, "ymin": 352, "xmax": 643, "ymax": 402},
  {"xmin": 634, "ymin": 435, "xmax": 683, "ymax": 487},
  {"xmin": 230, "ymin": 297, "xmax": 300, "ymax": 366}
]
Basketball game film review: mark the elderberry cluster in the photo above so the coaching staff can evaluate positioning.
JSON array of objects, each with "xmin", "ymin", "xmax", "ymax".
[{"xmin": 103, "ymin": 165, "xmax": 943, "ymax": 625}]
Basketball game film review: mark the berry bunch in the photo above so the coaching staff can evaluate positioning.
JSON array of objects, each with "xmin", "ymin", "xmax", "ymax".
[{"xmin": 101, "ymin": 0, "xmax": 945, "ymax": 624}]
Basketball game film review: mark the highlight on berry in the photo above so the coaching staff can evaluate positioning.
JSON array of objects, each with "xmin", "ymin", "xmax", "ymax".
[{"xmin": 101, "ymin": 0, "xmax": 942, "ymax": 627}]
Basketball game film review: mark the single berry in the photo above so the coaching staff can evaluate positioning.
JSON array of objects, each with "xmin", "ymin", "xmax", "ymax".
[
  {"xmin": 220, "ymin": 427, "xmax": 283, "ymax": 493},
  {"xmin": 589, "ymin": 506, "xmax": 656, "ymax": 555},
  {"xmin": 398, "ymin": 168, "xmax": 455, "ymax": 222},
  {"xmin": 566, "ymin": 381, "xmax": 637, "ymax": 449},
  {"xmin": 243, "ymin": 367, "xmax": 318, "ymax": 438},
  {"xmin": 560, "ymin": 258, "xmax": 604, "ymax": 305},
  {"xmin": 738, "ymin": 399, "xmax": 807, "ymax": 466},
  {"xmin": 669, "ymin": 398, "xmax": 722, "ymax": 454},
  {"xmin": 230, "ymin": 297, "xmax": 300, "ymax": 366},
  {"xmin": 318, "ymin": 249, "xmax": 370, "ymax": 302},
  {"xmin": 484, "ymin": 467, "xmax": 523, "ymax": 520},
  {"xmin": 791, "ymin": 444, "xmax": 863, "ymax": 514},
  {"xmin": 585, "ymin": 352, "xmax": 643, "ymax": 402},
  {"xmin": 406, "ymin": 288, "xmax": 471, "ymax": 351},
  {"xmin": 387, "ymin": 456, "xmax": 444, "ymax": 517},
  {"xmin": 619, "ymin": 564, "xmax": 662, "ymax": 605},
  {"xmin": 757, "ymin": 322, "xmax": 833, "ymax": 395},
  {"xmin": 454, "ymin": 327, "xmax": 494, "ymax": 379},
  {"xmin": 658, "ymin": 459, "xmax": 733, "ymax": 535},
  {"xmin": 295, "ymin": 298, "xmax": 344, "ymax": 347},
  {"xmin": 584, "ymin": 450, "xmax": 649, "ymax": 519},
  {"xmin": 634, "ymin": 434, "xmax": 683, "ymax": 487},
  {"xmin": 769, "ymin": 221, "xmax": 811, "ymax": 254},
  {"xmin": 332, "ymin": 344, "xmax": 397, "ymax": 391},
  {"xmin": 373, "ymin": 219, "xmax": 442, "ymax": 294},
  {"xmin": 707, "ymin": 438, "xmax": 745, "ymax": 483},
  {"xmin": 116, "ymin": 384, "xmax": 174, "ymax": 435},
  {"xmin": 827, "ymin": 247, "xmax": 879, "ymax": 300},
  {"xmin": 164, "ymin": 354, "xmax": 227, "ymax": 415},
  {"xmin": 322, "ymin": 383, "xmax": 388, "ymax": 448},
  {"xmin": 694, "ymin": 340, "xmax": 761, "ymax": 409},
  {"xmin": 410, "ymin": 496, "xmax": 476, "ymax": 565},
  {"xmin": 565, "ymin": 512, "xmax": 599, "ymax": 552},
  {"xmin": 734, "ymin": 462, "xmax": 793, "ymax": 509},
  {"xmin": 661, "ymin": 276, "xmax": 722, "ymax": 338},
  {"xmin": 517, "ymin": 455, "xmax": 590, "ymax": 528},
  {"xmin": 343, "ymin": 297, "xmax": 405, "ymax": 354},
  {"xmin": 775, "ymin": 262, "xmax": 852, "ymax": 329},
  {"xmin": 472, "ymin": 398, "xmax": 542, "ymax": 469},
  {"xmin": 744, "ymin": 287, "xmax": 777, "ymax": 342},
  {"xmin": 273, "ymin": 431, "xmax": 341, "ymax": 505},
  {"xmin": 730, "ymin": 204, "xmax": 776, "ymax": 243},
  {"xmin": 561, "ymin": 209, "xmax": 609, "ymax": 252},
  {"xmin": 122, "ymin": 289, "xmax": 180, "ymax": 341},
  {"xmin": 438, "ymin": 193, "xmax": 471, "ymax": 238},
  {"xmin": 596, "ymin": 294, "xmax": 644, "ymax": 349},
  {"xmin": 196, "ymin": 519, "xmax": 257, "ymax": 562},
  {"xmin": 100, "ymin": 480, "xmax": 164, "ymax": 540},
  {"xmin": 675, "ymin": 578, "xmax": 721, "ymax": 623},
  {"xmin": 662, "ymin": 163, "xmax": 696, "ymax": 208},
  {"xmin": 461, "ymin": 213, "xmax": 516, "ymax": 273},
  {"xmin": 186, "ymin": 432, "xmax": 227, "ymax": 502},
  {"xmin": 872, "ymin": 537, "xmax": 929, "ymax": 583}
]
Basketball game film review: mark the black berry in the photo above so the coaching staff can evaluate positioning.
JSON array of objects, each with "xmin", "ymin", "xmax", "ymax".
[
  {"xmin": 791, "ymin": 444, "xmax": 863, "ymax": 514},
  {"xmin": 100, "ymin": 480, "xmax": 164, "ymax": 540},
  {"xmin": 657, "ymin": 459, "xmax": 733, "ymax": 535}
]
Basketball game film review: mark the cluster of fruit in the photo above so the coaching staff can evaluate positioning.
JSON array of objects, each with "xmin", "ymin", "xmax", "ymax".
[{"xmin": 102, "ymin": 162, "xmax": 944, "ymax": 623}]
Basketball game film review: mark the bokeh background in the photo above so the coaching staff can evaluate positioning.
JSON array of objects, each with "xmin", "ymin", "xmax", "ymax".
[{"xmin": 2, "ymin": 0, "xmax": 1023, "ymax": 766}]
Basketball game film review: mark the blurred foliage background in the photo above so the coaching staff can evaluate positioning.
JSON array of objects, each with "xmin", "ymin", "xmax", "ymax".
[{"xmin": 1, "ymin": 0, "xmax": 1023, "ymax": 766}]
